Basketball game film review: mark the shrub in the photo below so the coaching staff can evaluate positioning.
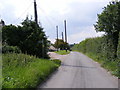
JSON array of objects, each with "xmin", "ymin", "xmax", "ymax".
[
  {"xmin": 117, "ymin": 33, "xmax": 120, "ymax": 59},
  {"xmin": 2, "ymin": 45, "xmax": 21, "ymax": 53}
]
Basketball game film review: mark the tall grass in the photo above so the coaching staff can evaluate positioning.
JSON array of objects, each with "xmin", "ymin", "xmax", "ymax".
[
  {"xmin": 86, "ymin": 52, "xmax": 119, "ymax": 77},
  {"xmin": 2, "ymin": 53, "xmax": 61, "ymax": 88}
]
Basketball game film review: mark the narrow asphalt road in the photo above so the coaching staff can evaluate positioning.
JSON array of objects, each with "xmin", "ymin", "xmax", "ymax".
[{"xmin": 38, "ymin": 52, "xmax": 118, "ymax": 88}]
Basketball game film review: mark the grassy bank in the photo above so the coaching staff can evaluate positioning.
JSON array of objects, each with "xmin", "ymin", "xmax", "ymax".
[
  {"xmin": 0, "ymin": 54, "xmax": 2, "ymax": 90},
  {"xmin": 2, "ymin": 53, "xmax": 61, "ymax": 88},
  {"xmin": 85, "ymin": 53, "xmax": 119, "ymax": 77},
  {"xmin": 72, "ymin": 36, "xmax": 120, "ymax": 78},
  {"xmin": 55, "ymin": 50, "xmax": 70, "ymax": 55}
]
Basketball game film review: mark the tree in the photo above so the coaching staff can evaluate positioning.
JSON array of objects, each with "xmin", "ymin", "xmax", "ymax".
[
  {"xmin": 2, "ymin": 25, "xmax": 19, "ymax": 46},
  {"xmin": 94, "ymin": 1, "xmax": 120, "ymax": 60},
  {"xmin": 2, "ymin": 17, "xmax": 49, "ymax": 58},
  {"xmin": 54, "ymin": 39, "xmax": 70, "ymax": 50}
]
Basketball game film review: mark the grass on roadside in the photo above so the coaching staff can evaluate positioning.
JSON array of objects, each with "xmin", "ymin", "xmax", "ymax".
[
  {"xmin": 72, "ymin": 51, "xmax": 119, "ymax": 78},
  {"xmin": 0, "ymin": 43, "xmax": 1, "ymax": 89},
  {"xmin": 55, "ymin": 50, "xmax": 70, "ymax": 55},
  {"xmin": 2, "ymin": 53, "xmax": 61, "ymax": 88},
  {"xmin": 85, "ymin": 52, "xmax": 119, "ymax": 78}
]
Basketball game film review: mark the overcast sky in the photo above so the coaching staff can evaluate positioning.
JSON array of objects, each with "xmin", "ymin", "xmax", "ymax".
[{"xmin": 1, "ymin": 0, "xmax": 112, "ymax": 44}]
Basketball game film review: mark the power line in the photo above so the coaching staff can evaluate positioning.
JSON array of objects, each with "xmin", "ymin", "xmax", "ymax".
[
  {"xmin": 12, "ymin": 2, "xmax": 33, "ymax": 24},
  {"xmin": 37, "ymin": 11, "xmax": 63, "ymax": 39},
  {"xmin": 37, "ymin": 4, "xmax": 64, "ymax": 31},
  {"xmin": 37, "ymin": 6, "xmax": 55, "ymax": 28},
  {"xmin": 31, "ymin": 1, "xmax": 65, "ymax": 42}
]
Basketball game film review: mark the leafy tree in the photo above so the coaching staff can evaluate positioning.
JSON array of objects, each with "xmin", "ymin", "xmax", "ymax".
[
  {"xmin": 94, "ymin": 1, "xmax": 120, "ymax": 60},
  {"xmin": 2, "ymin": 17, "xmax": 49, "ymax": 58},
  {"xmin": 54, "ymin": 39, "xmax": 70, "ymax": 50},
  {"xmin": 2, "ymin": 25, "xmax": 21, "ymax": 46}
]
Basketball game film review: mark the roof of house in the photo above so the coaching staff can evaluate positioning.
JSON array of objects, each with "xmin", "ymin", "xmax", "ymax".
[{"xmin": 49, "ymin": 46, "xmax": 57, "ymax": 50}]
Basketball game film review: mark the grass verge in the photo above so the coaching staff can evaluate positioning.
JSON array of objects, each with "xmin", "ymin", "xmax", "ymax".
[
  {"xmin": 0, "ymin": 38, "xmax": 1, "ymax": 89},
  {"xmin": 72, "ymin": 50, "xmax": 119, "ymax": 78},
  {"xmin": 85, "ymin": 52, "xmax": 119, "ymax": 78},
  {"xmin": 55, "ymin": 50, "xmax": 70, "ymax": 55},
  {"xmin": 2, "ymin": 53, "xmax": 61, "ymax": 88}
]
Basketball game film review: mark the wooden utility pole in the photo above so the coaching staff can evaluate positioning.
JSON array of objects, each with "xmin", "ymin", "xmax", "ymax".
[
  {"xmin": 42, "ymin": 39, "xmax": 44, "ymax": 58},
  {"xmin": 34, "ymin": 0, "xmax": 38, "ymax": 24},
  {"xmin": 64, "ymin": 20, "xmax": 67, "ymax": 43},
  {"xmin": 62, "ymin": 32, "xmax": 64, "ymax": 41},
  {"xmin": 64, "ymin": 20, "xmax": 67, "ymax": 52},
  {"xmin": 56, "ymin": 26, "xmax": 59, "ymax": 51}
]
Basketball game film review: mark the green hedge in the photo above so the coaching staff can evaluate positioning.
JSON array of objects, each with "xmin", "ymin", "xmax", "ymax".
[
  {"xmin": 72, "ymin": 35, "xmax": 120, "ymax": 77},
  {"xmin": 72, "ymin": 37, "xmax": 105, "ymax": 60},
  {"xmin": 117, "ymin": 33, "xmax": 120, "ymax": 59}
]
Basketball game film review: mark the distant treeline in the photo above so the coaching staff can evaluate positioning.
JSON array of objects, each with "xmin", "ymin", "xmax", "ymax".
[{"xmin": 72, "ymin": 1, "xmax": 120, "ymax": 77}]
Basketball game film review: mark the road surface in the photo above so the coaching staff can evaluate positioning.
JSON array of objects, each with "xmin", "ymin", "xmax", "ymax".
[{"xmin": 38, "ymin": 52, "xmax": 118, "ymax": 88}]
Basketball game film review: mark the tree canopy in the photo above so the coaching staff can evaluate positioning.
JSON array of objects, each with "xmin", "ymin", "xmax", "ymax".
[
  {"xmin": 54, "ymin": 39, "xmax": 70, "ymax": 50},
  {"xmin": 2, "ymin": 17, "xmax": 49, "ymax": 58},
  {"xmin": 94, "ymin": 1, "xmax": 120, "ymax": 60}
]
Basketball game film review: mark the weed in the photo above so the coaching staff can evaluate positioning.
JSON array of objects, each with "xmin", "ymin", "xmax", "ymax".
[{"xmin": 2, "ymin": 53, "xmax": 61, "ymax": 88}]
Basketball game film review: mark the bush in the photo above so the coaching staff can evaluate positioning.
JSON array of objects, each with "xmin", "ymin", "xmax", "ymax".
[
  {"xmin": 2, "ymin": 45, "xmax": 21, "ymax": 53},
  {"xmin": 117, "ymin": 34, "xmax": 120, "ymax": 78},
  {"xmin": 117, "ymin": 33, "xmax": 120, "ymax": 59}
]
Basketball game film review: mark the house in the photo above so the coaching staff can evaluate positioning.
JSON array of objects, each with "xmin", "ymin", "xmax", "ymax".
[{"xmin": 49, "ymin": 45, "xmax": 57, "ymax": 51}]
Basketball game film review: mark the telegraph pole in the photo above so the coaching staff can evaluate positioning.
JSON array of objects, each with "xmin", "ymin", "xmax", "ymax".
[
  {"xmin": 64, "ymin": 20, "xmax": 67, "ymax": 51},
  {"xmin": 62, "ymin": 32, "xmax": 64, "ymax": 41},
  {"xmin": 34, "ymin": 0, "xmax": 38, "ymax": 24},
  {"xmin": 56, "ymin": 26, "xmax": 59, "ymax": 51},
  {"xmin": 42, "ymin": 39, "xmax": 44, "ymax": 58},
  {"xmin": 62, "ymin": 32, "xmax": 64, "ymax": 50},
  {"xmin": 64, "ymin": 20, "xmax": 67, "ymax": 43}
]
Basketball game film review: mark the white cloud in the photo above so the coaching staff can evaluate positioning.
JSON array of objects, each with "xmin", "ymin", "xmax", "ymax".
[
  {"xmin": 70, "ymin": 0, "xmax": 111, "ymax": 3},
  {"xmin": 10, "ymin": 0, "xmax": 34, "ymax": 19},
  {"xmin": 48, "ymin": 38, "xmax": 55, "ymax": 44},
  {"xmin": 0, "ymin": 3, "xmax": 3, "ymax": 10},
  {"xmin": 1, "ymin": 0, "xmax": 110, "ymax": 44},
  {"xmin": 68, "ymin": 26, "xmax": 105, "ymax": 44}
]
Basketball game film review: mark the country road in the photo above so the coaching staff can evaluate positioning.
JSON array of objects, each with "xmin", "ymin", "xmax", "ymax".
[{"xmin": 38, "ymin": 52, "xmax": 118, "ymax": 88}]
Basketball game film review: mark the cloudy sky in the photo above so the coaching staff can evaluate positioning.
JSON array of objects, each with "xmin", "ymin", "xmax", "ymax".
[{"xmin": 1, "ymin": 0, "xmax": 112, "ymax": 44}]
